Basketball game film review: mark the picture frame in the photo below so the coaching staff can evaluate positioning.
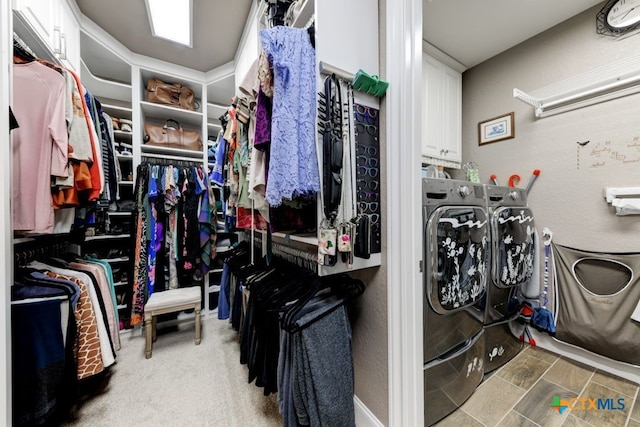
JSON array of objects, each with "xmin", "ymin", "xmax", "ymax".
[{"xmin": 478, "ymin": 112, "xmax": 515, "ymax": 145}]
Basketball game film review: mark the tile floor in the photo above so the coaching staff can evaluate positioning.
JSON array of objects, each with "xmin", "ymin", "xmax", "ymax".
[{"xmin": 436, "ymin": 345, "xmax": 640, "ymax": 427}]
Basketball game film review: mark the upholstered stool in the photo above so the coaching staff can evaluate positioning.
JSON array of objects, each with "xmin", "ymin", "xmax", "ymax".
[{"xmin": 143, "ymin": 286, "xmax": 202, "ymax": 359}]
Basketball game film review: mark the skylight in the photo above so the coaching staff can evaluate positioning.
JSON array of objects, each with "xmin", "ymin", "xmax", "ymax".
[{"xmin": 145, "ymin": 0, "xmax": 192, "ymax": 47}]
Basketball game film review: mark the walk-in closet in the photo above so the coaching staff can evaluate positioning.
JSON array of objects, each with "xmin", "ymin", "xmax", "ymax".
[{"xmin": 3, "ymin": 0, "xmax": 388, "ymax": 425}]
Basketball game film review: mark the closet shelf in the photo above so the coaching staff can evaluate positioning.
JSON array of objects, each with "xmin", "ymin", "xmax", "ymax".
[
  {"xmin": 114, "ymin": 281, "xmax": 128, "ymax": 287},
  {"xmin": 107, "ymin": 211, "xmax": 132, "ymax": 216},
  {"xmin": 118, "ymin": 181, "xmax": 134, "ymax": 186},
  {"xmin": 116, "ymin": 304, "xmax": 127, "ymax": 310},
  {"xmin": 113, "ymin": 130, "xmax": 133, "ymax": 141},
  {"xmin": 85, "ymin": 233, "xmax": 130, "ymax": 241},
  {"xmin": 514, "ymin": 53, "xmax": 640, "ymax": 118},
  {"xmin": 116, "ymin": 154, "xmax": 133, "ymax": 160},
  {"xmin": 105, "ymin": 257, "xmax": 129, "ymax": 263},
  {"xmin": 140, "ymin": 101, "xmax": 203, "ymax": 127},
  {"xmin": 80, "ymin": 60, "xmax": 132, "ymax": 103},
  {"xmin": 291, "ymin": 0, "xmax": 315, "ymax": 28},
  {"xmin": 141, "ymin": 144, "xmax": 204, "ymax": 160}
]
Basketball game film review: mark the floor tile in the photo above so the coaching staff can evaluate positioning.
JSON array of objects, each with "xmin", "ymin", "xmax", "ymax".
[
  {"xmin": 513, "ymin": 378, "xmax": 576, "ymax": 427},
  {"xmin": 590, "ymin": 370, "xmax": 638, "ymax": 398},
  {"xmin": 496, "ymin": 410, "xmax": 540, "ymax": 427},
  {"xmin": 497, "ymin": 352, "xmax": 552, "ymax": 390},
  {"xmin": 543, "ymin": 357, "xmax": 595, "ymax": 394},
  {"xmin": 570, "ymin": 381, "xmax": 630, "ymax": 427},
  {"xmin": 435, "ymin": 409, "xmax": 484, "ymax": 427},
  {"xmin": 562, "ymin": 414, "xmax": 597, "ymax": 426},
  {"xmin": 524, "ymin": 345, "xmax": 560, "ymax": 364},
  {"xmin": 631, "ymin": 393, "xmax": 640, "ymax": 422},
  {"xmin": 461, "ymin": 375, "xmax": 526, "ymax": 426}
]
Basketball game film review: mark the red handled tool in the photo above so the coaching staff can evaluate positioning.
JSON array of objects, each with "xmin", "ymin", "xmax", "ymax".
[
  {"xmin": 508, "ymin": 174, "xmax": 521, "ymax": 188},
  {"xmin": 490, "ymin": 174, "xmax": 499, "ymax": 186},
  {"xmin": 525, "ymin": 169, "xmax": 541, "ymax": 196}
]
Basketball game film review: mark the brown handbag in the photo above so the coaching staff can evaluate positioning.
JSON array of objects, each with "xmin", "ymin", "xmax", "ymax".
[
  {"xmin": 146, "ymin": 78, "xmax": 196, "ymax": 111},
  {"xmin": 144, "ymin": 119, "xmax": 202, "ymax": 151}
]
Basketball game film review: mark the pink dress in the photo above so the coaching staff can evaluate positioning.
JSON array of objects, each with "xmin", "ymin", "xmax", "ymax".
[{"xmin": 12, "ymin": 61, "xmax": 69, "ymax": 234}]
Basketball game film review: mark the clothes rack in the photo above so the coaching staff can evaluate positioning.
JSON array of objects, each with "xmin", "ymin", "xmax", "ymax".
[
  {"xmin": 252, "ymin": 237, "xmax": 317, "ymax": 272},
  {"xmin": 141, "ymin": 154, "xmax": 204, "ymax": 165}
]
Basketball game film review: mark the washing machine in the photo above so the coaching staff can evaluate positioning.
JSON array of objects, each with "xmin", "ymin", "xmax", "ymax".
[
  {"xmin": 480, "ymin": 185, "xmax": 536, "ymax": 373},
  {"xmin": 422, "ymin": 178, "xmax": 488, "ymax": 426}
]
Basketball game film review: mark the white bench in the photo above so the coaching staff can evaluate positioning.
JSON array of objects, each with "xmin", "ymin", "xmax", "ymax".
[{"xmin": 143, "ymin": 287, "xmax": 202, "ymax": 359}]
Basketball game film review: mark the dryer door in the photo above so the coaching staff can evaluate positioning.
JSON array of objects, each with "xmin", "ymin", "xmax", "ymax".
[
  {"xmin": 492, "ymin": 207, "xmax": 536, "ymax": 288},
  {"xmin": 426, "ymin": 206, "xmax": 489, "ymax": 315}
]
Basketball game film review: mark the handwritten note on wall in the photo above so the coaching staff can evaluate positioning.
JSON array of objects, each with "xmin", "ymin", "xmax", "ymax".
[{"xmin": 577, "ymin": 136, "xmax": 640, "ymax": 169}]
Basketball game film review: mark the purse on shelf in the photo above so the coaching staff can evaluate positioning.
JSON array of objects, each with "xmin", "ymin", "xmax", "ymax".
[
  {"xmin": 146, "ymin": 78, "xmax": 197, "ymax": 111},
  {"xmin": 144, "ymin": 119, "xmax": 202, "ymax": 151}
]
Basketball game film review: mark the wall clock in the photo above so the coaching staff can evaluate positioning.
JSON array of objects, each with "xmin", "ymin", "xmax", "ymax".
[{"xmin": 597, "ymin": 0, "xmax": 640, "ymax": 37}]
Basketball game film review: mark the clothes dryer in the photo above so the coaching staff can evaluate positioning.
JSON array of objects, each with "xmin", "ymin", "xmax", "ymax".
[
  {"xmin": 422, "ymin": 178, "xmax": 488, "ymax": 426},
  {"xmin": 480, "ymin": 185, "xmax": 536, "ymax": 373}
]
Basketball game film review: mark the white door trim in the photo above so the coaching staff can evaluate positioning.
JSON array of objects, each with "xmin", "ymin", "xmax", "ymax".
[{"xmin": 385, "ymin": 0, "xmax": 424, "ymax": 425}]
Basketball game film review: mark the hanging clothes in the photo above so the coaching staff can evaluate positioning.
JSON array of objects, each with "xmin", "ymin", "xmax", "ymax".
[
  {"xmin": 12, "ymin": 61, "xmax": 69, "ymax": 234},
  {"xmin": 259, "ymin": 26, "xmax": 320, "ymax": 206},
  {"xmin": 130, "ymin": 162, "xmax": 217, "ymax": 326}
]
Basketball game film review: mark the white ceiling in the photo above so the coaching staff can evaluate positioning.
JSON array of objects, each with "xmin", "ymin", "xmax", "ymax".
[
  {"xmin": 423, "ymin": 0, "xmax": 605, "ymax": 70},
  {"xmin": 75, "ymin": 0, "xmax": 606, "ymax": 76},
  {"xmin": 75, "ymin": 0, "xmax": 253, "ymax": 73}
]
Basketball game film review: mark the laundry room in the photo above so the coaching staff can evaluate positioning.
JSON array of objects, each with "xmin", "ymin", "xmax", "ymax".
[
  {"xmin": 1, "ymin": 0, "xmax": 640, "ymax": 426},
  {"xmin": 419, "ymin": 0, "xmax": 640, "ymax": 426}
]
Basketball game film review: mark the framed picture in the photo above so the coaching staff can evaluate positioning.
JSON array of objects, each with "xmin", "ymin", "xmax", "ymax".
[{"xmin": 478, "ymin": 112, "xmax": 515, "ymax": 145}]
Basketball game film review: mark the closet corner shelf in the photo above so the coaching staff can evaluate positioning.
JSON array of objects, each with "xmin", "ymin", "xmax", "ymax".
[
  {"xmin": 80, "ymin": 60, "xmax": 132, "ymax": 104},
  {"xmin": 514, "ymin": 54, "xmax": 640, "ymax": 118},
  {"xmin": 140, "ymin": 101, "xmax": 203, "ymax": 127}
]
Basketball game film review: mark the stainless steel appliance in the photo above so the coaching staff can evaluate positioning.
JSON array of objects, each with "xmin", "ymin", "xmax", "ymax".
[
  {"xmin": 422, "ymin": 178, "xmax": 489, "ymax": 426},
  {"xmin": 480, "ymin": 185, "xmax": 536, "ymax": 373}
]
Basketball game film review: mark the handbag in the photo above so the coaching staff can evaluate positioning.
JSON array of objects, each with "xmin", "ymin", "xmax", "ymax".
[
  {"xmin": 144, "ymin": 119, "xmax": 202, "ymax": 151},
  {"xmin": 146, "ymin": 78, "xmax": 196, "ymax": 111}
]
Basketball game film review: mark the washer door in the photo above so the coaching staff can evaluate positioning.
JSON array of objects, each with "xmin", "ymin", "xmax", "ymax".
[
  {"xmin": 426, "ymin": 206, "xmax": 489, "ymax": 315},
  {"xmin": 492, "ymin": 207, "xmax": 536, "ymax": 288}
]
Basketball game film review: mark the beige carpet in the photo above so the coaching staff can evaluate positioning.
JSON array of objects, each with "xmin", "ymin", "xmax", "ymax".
[{"xmin": 61, "ymin": 314, "xmax": 283, "ymax": 426}]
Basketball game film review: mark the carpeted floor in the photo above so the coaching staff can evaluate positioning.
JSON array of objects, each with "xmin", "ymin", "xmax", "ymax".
[{"xmin": 61, "ymin": 314, "xmax": 283, "ymax": 426}]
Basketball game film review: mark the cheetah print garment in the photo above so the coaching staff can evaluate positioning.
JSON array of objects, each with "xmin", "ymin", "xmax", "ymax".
[{"xmin": 45, "ymin": 271, "xmax": 104, "ymax": 380}]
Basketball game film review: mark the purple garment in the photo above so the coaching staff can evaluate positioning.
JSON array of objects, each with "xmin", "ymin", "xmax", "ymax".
[
  {"xmin": 254, "ymin": 88, "xmax": 272, "ymax": 150},
  {"xmin": 260, "ymin": 26, "xmax": 320, "ymax": 206}
]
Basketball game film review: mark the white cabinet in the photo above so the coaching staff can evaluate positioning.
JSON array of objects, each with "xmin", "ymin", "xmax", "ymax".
[
  {"xmin": 13, "ymin": 0, "xmax": 80, "ymax": 70},
  {"xmin": 58, "ymin": 0, "xmax": 80, "ymax": 70},
  {"xmin": 421, "ymin": 53, "xmax": 462, "ymax": 167}
]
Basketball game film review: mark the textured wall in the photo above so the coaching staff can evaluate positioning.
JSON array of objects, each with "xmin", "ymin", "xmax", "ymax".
[
  {"xmin": 349, "ymin": 1, "xmax": 389, "ymax": 425},
  {"xmin": 459, "ymin": 4, "xmax": 640, "ymax": 253}
]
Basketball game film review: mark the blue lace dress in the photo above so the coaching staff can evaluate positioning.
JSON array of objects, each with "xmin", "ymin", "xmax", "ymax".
[{"xmin": 260, "ymin": 26, "xmax": 319, "ymax": 206}]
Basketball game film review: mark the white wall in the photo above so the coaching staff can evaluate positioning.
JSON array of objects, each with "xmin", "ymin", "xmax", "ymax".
[
  {"xmin": 0, "ymin": 0, "xmax": 12, "ymax": 424},
  {"xmin": 459, "ymin": 4, "xmax": 640, "ymax": 381}
]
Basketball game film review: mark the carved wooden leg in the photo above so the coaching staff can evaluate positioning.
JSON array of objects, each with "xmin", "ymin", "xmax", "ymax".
[
  {"xmin": 195, "ymin": 306, "xmax": 201, "ymax": 345},
  {"xmin": 152, "ymin": 316, "xmax": 157, "ymax": 342},
  {"xmin": 145, "ymin": 314, "xmax": 153, "ymax": 359}
]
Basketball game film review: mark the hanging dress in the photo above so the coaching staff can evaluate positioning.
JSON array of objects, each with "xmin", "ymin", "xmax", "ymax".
[{"xmin": 260, "ymin": 26, "xmax": 320, "ymax": 206}]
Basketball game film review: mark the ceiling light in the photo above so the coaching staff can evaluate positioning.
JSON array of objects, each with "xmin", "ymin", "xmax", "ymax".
[{"xmin": 145, "ymin": 0, "xmax": 192, "ymax": 47}]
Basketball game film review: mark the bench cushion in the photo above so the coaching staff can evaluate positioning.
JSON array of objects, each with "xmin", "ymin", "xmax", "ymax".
[{"xmin": 145, "ymin": 287, "xmax": 201, "ymax": 312}]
